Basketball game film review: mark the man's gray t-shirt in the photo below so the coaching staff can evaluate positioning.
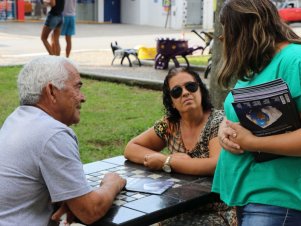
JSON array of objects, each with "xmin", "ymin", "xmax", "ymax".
[
  {"xmin": 63, "ymin": 0, "xmax": 76, "ymax": 16},
  {"xmin": 0, "ymin": 106, "xmax": 92, "ymax": 226}
]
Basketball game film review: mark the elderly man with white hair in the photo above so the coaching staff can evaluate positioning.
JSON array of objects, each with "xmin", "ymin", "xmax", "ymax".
[{"xmin": 0, "ymin": 55, "xmax": 126, "ymax": 226}]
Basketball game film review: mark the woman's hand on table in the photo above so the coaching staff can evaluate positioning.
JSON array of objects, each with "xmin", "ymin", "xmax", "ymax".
[{"xmin": 143, "ymin": 152, "xmax": 166, "ymax": 170}]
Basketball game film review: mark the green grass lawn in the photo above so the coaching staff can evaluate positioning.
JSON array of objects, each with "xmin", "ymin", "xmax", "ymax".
[{"xmin": 0, "ymin": 66, "xmax": 163, "ymax": 163}]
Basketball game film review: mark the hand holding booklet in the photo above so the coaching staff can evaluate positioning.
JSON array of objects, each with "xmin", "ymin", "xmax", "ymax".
[{"xmin": 231, "ymin": 78, "xmax": 301, "ymax": 162}]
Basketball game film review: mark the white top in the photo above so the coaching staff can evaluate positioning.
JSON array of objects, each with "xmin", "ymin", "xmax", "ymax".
[{"xmin": 63, "ymin": 0, "xmax": 76, "ymax": 16}]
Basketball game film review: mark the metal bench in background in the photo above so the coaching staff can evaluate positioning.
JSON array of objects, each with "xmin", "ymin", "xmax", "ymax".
[{"xmin": 110, "ymin": 41, "xmax": 141, "ymax": 67}]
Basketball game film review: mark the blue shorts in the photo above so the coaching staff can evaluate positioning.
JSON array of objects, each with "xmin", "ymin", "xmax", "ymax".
[
  {"xmin": 61, "ymin": 16, "xmax": 76, "ymax": 36},
  {"xmin": 44, "ymin": 14, "xmax": 63, "ymax": 30}
]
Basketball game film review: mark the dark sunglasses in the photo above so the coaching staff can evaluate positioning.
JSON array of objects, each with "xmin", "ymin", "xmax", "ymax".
[{"xmin": 170, "ymin": 81, "xmax": 199, "ymax": 99}]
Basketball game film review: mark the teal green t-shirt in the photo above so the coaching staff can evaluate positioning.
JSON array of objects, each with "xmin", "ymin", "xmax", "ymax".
[{"xmin": 212, "ymin": 43, "xmax": 301, "ymax": 211}]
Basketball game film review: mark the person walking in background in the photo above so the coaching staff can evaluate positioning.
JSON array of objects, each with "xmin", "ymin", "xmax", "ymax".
[
  {"xmin": 212, "ymin": 0, "xmax": 301, "ymax": 225},
  {"xmin": 41, "ymin": 0, "xmax": 64, "ymax": 56},
  {"xmin": 0, "ymin": 55, "xmax": 126, "ymax": 225},
  {"xmin": 61, "ymin": 0, "xmax": 77, "ymax": 57},
  {"xmin": 124, "ymin": 67, "xmax": 236, "ymax": 226}
]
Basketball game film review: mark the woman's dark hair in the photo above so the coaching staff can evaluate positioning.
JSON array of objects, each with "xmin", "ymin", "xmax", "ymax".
[
  {"xmin": 162, "ymin": 67, "xmax": 213, "ymax": 123},
  {"xmin": 218, "ymin": 0, "xmax": 301, "ymax": 88}
]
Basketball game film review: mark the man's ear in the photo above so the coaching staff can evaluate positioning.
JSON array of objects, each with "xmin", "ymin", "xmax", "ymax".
[{"xmin": 44, "ymin": 83, "xmax": 58, "ymax": 103}]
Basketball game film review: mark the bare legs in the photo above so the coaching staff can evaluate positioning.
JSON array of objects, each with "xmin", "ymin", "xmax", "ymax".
[
  {"xmin": 51, "ymin": 27, "xmax": 61, "ymax": 56},
  {"xmin": 41, "ymin": 25, "xmax": 61, "ymax": 56},
  {"xmin": 41, "ymin": 25, "xmax": 53, "ymax": 55},
  {"xmin": 65, "ymin": 35, "xmax": 72, "ymax": 57}
]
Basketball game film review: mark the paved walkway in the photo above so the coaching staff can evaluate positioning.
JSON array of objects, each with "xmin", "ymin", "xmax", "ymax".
[
  {"xmin": 0, "ymin": 21, "xmax": 209, "ymax": 89},
  {"xmin": 2, "ymin": 47, "xmax": 201, "ymax": 89},
  {"xmin": 1, "ymin": 21, "xmax": 301, "ymax": 89}
]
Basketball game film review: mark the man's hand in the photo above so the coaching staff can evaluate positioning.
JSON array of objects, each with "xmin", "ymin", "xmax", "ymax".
[
  {"xmin": 101, "ymin": 172, "xmax": 127, "ymax": 192},
  {"xmin": 51, "ymin": 202, "xmax": 75, "ymax": 225}
]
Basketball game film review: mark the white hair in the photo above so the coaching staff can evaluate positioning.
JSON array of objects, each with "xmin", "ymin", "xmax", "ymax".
[{"xmin": 18, "ymin": 55, "xmax": 78, "ymax": 105}]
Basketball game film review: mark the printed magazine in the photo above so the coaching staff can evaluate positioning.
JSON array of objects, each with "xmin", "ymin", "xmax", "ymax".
[{"xmin": 231, "ymin": 78, "xmax": 301, "ymax": 162}]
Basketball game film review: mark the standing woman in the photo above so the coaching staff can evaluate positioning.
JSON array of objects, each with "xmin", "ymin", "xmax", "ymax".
[
  {"xmin": 124, "ymin": 67, "xmax": 236, "ymax": 225},
  {"xmin": 212, "ymin": 0, "xmax": 301, "ymax": 225},
  {"xmin": 41, "ymin": 0, "xmax": 65, "ymax": 56}
]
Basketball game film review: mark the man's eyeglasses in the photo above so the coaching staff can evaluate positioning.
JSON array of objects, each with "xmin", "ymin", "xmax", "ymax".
[{"xmin": 170, "ymin": 81, "xmax": 199, "ymax": 99}]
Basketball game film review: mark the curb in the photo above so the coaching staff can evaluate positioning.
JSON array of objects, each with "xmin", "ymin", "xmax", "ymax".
[
  {"xmin": 80, "ymin": 71, "xmax": 163, "ymax": 90},
  {"xmin": 0, "ymin": 63, "xmax": 205, "ymax": 91}
]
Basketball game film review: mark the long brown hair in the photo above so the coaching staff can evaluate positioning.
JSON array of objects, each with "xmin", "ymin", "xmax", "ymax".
[{"xmin": 218, "ymin": 0, "xmax": 301, "ymax": 88}]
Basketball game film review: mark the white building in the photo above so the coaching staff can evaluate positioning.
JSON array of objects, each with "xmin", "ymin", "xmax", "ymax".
[
  {"xmin": 14, "ymin": 0, "xmax": 215, "ymax": 31},
  {"xmin": 77, "ymin": 0, "xmax": 215, "ymax": 31}
]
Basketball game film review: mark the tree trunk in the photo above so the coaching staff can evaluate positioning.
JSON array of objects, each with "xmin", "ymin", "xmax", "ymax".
[{"xmin": 209, "ymin": 0, "xmax": 229, "ymax": 110}]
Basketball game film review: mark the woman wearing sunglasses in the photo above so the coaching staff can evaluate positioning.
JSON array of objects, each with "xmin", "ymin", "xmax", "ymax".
[{"xmin": 124, "ymin": 67, "xmax": 236, "ymax": 226}]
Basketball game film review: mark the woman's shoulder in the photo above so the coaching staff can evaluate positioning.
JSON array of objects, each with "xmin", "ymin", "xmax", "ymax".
[
  {"xmin": 206, "ymin": 109, "xmax": 224, "ymax": 129},
  {"xmin": 154, "ymin": 116, "xmax": 179, "ymax": 139},
  {"xmin": 154, "ymin": 117, "xmax": 170, "ymax": 138},
  {"xmin": 201, "ymin": 109, "xmax": 224, "ymax": 141},
  {"xmin": 154, "ymin": 116, "xmax": 169, "ymax": 124},
  {"xmin": 287, "ymin": 43, "xmax": 301, "ymax": 50},
  {"xmin": 279, "ymin": 43, "xmax": 301, "ymax": 60},
  {"xmin": 210, "ymin": 109, "xmax": 224, "ymax": 121}
]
